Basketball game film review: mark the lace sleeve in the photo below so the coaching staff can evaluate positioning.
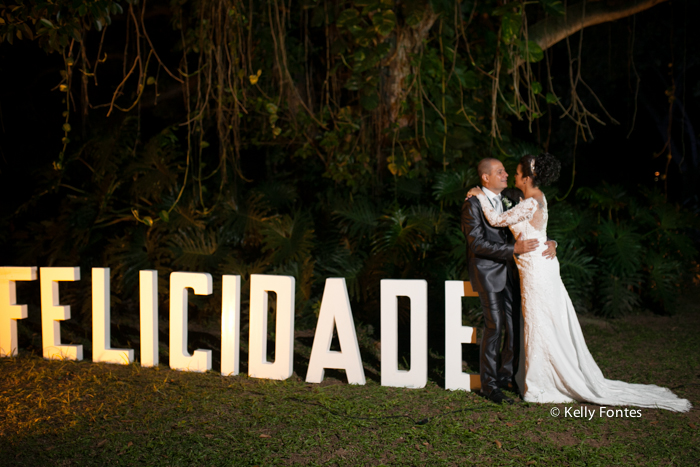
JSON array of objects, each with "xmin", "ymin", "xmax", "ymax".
[{"xmin": 475, "ymin": 193, "xmax": 537, "ymax": 227}]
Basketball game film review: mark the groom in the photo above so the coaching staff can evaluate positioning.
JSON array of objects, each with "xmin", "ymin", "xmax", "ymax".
[{"xmin": 461, "ymin": 158, "xmax": 556, "ymax": 404}]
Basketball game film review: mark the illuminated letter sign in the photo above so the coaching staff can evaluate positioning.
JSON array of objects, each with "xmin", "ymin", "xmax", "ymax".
[
  {"xmin": 380, "ymin": 279, "xmax": 428, "ymax": 388},
  {"xmin": 248, "ymin": 274, "xmax": 295, "ymax": 381},
  {"xmin": 444, "ymin": 281, "xmax": 480, "ymax": 391},
  {"xmin": 40, "ymin": 267, "xmax": 82, "ymax": 360},
  {"xmin": 139, "ymin": 270, "xmax": 159, "ymax": 367},
  {"xmin": 1, "ymin": 263, "xmax": 490, "ymax": 396},
  {"xmin": 221, "ymin": 275, "xmax": 241, "ymax": 376},
  {"xmin": 306, "ymin": 278, "xmax": 365, "ymax": 385},
  {"xmin": 92, "ymin": 268, "xmax": 134, "ymax": 364},
  {"xmin": 169, "ymin": 272, "xmax": 213, "ymax": 372},
  {"xmin": 0, "ymin": 267, "xmax": 37, "ymax": 357}
]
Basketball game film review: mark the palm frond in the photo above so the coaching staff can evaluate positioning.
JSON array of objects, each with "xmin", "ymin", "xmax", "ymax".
[
  {"xmin": 315, "ymin": 238, "xmax": 366, "ymax": 301},
  {"xmin": 627, "ymin": 196, "xmax": 657, "ymax": 228},
  {"xmin": 253, "ymin": 180, "xmax": 299, "ymax": 211},
  {"xmin": 647, "ymin": 203, "xmax": 700, "ymax": 258},
  {"xmin": 643, "ymin": 252, "xmax": 681, "ymax": 313},
  {"xmin": 271, "ymin": 257, "xmax": 317, "ymax": 321},
  {"xmin": 557, "ymin": 241, "xmax": 597, "ymax": 312},
  {"xmin": 652, "ymin": 202, "xmax": 688, "ymax": 231},
  {"xmin": 598, "ymin": 273, "xmax": 642, "ymax": 318},
  {"xmin": 507, "ymin": 141, "xmax": 542, "ymax": 160},
  {"xmin": 334, "ymin": 198, "xmax": 379, "ymax": 239},
  {"xmin": 396, "ymin": 177, "xmax": 423, "ymax": 201},
  {"xmin": 576, "ymin": 182, "xmax": 628, "ymax": 220},
  {"xmin": 169, "ymin": 228, "xmax": 229, "ymax": 271},
  {"xmin": 372, "ymin": 206, "xmax": 438, "ymax": 263},
  {"xmin": 410, "ymin": 204, "xmax": 447, "ymax": 234},
  {"xmin": 169, "ymin": 201, "xmax": 208, "ymax": 230},
  {"xmin": 261, "ymin": 211, "xmax": 315, "ymax": 265},
  {"xmin": 547, "ymin": 201, "xmax": 588, "ymax": 245},
  {"xmin": 661, "ymin": 230, "xmax": 698, "ymax": 260},
  {"xmin": 105, "ymin": 227, "xmax": 172, "ymax": 297},
  {"xmin": 220, "ymin": 254, "xmax": 271, "ymax": 280},
  {"xmin": 127, "ymin": 127, "xmax": 181, "ymax": 202},
  {"xmin": 220, "ymin": 192, "xmax": 274, "ymax": 247},
  {"xmin": 371, "ymin": 208, "xmax": 412, "ymax": 259},
  {"xmin": 219, "ymin": 254, "xmax": 273, "ymax": 313},
  {"xmin": 440, "ymin": 224, "xmax": 468, "ymax": 280},
  {"xmin": 85, "ymin": 116, "xmax": 139, "ymax": 182},
  {"xmin": 597, "ymin": 220, "xmax": 642, "ymax": 276},
  {"xmin": 432, "ymin": 168, "xmax": 478, "ymax": 207}
]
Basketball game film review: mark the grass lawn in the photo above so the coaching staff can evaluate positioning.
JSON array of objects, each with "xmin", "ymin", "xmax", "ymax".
[{"xmin": 2, "ymin": 291, "xmax": 699, "ymax": 466}]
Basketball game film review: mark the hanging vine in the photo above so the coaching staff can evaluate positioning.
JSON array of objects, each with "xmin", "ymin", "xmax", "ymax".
[{"xmin": 0, "ymin": 0, "xmax": 672, "ymax": 205}]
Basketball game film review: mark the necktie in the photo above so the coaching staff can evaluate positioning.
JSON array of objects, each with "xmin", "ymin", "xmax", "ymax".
[{"xmin": 494, "ymin": 195, "xmax": 503, "ymax": 214}]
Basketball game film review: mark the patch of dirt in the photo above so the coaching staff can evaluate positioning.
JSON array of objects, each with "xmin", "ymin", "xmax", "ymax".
[
  {"xmin": 581, "ymin": 436, "xmax": 608, "ymax": 448},
  {"xmin": 285, "ymin": 445, "xmax": 359, "ymax": 466},
  {"xmin": 577, "ymin": 314, "xmax": 617, "ymax": 331},
  {"xmin": 318, "ymin": 377, "xmax": 345, "ymax": 387},
  {"xmin": 545, "ymin": 430, "xmax": 579, "ymax": 447}
]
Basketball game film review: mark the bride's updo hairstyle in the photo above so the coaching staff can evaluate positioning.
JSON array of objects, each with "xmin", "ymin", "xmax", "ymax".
[{"xmin": 520, "ymin": 153, "xmax": 561, "ymax": 187}]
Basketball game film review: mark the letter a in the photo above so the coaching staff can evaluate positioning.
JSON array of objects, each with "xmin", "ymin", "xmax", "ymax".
[{"xmin": 306, "ymin": 278, "xmax": 365, "ymax": 385}]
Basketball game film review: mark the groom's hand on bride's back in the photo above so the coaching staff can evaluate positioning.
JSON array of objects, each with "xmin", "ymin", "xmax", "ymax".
[{"xmin": 514, "ymin": 233, "xmax": 539, "ymax": 254}]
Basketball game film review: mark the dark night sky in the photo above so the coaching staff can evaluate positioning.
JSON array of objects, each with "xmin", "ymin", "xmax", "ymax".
[{"xmin": 512, "ymin": 0, "xmax": 700, "ymax": 206}]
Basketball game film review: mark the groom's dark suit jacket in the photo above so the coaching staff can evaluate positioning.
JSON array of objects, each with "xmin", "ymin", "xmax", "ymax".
[{"xmin": 461, "ymin": 192, "xmax": 520, "ymax": 294}]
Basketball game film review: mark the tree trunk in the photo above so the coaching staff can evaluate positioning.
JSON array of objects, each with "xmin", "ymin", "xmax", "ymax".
[
  {"xmin": 373, "ymin": 5, "xmax": 438, "ymax": 175},
  {"xmin": 384, "ymin": 6, "xmax": 439, "ymax": 128}
]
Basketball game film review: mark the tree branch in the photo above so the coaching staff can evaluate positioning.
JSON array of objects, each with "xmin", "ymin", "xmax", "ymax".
[{"xmin": 530, "ymin": 0, "xmax": 669, "ymax": 53}]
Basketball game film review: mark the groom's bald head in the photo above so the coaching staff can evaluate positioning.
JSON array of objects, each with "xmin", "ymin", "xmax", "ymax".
[
  {"xmin": 478, "ymin": 157, "xmax": 508, "ymax": 192},
  {"xmin": 478, "ymin": 158, "xmax": 500, "ymax": 178}
]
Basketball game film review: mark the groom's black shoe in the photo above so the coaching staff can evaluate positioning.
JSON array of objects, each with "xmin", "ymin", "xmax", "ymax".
[
  {"xmin": 496, "ymin": 379, "xmax": 519, "ymax": 394},
  {"xmin": 484, "ymin": 389, "xmax": 514, "ymax": 405}
]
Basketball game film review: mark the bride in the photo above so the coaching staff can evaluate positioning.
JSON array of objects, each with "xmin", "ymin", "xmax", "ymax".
[{"xmin": 467, "ymin": 153, "xmax": 691, "ymax": 412}]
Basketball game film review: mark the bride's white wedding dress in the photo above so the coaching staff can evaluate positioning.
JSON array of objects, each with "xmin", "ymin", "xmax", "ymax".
[{"xmin": 474, "ymin": 192, "xmax": 691, "ymax": 412}]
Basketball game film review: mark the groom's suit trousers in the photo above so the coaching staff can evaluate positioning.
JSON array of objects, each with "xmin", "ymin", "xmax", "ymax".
[{"xmin": 478, "ymin": 272, "xmax": 520, "ymax": 395}]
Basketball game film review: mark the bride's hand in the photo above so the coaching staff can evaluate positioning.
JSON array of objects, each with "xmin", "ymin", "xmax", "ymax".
[
  {"xmin": 466, "ymin": 186, "xmax": 483, "ymax": 199},
  {"xmin": 543, "ymin": 240, "xmax": 557, "ymax": 260}
]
